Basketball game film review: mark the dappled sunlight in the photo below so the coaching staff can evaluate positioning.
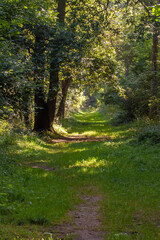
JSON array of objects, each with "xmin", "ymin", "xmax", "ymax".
[
  {"xmin": 53, "ymin": 124, "xmax": 68, "ymax": 135},
  {"xmin": 103, "ymin": 140, "xmax": 125, "ymax": 147},
  {"xmin": 28, "ymin": 168, "xmax": 50, "ymax": 178},
  {"xmin": 62, "ymin": 111, "xmax": 136, "ymax": 140},
  {"xmin": 47, "ymin": 146, "xmax": 87, "ymax": 154},
  {"xmin": 69, "ymin": 157, "xmax": 113, "ymax": 169},
  {"xmin": 70, "ymin": 111, "xmax": 108, "ymax": 124},
  {"xmin": 1, "ymin": 111, "xmax": 160, "ymax": 239},
  {"xmin": 17, "ymin": 141, "xmax": 45, "ymax": 150},
  {"xmin": 1, "ymin": 0, "xmax": 160, "ymax": 235},
  {"xmin": 72, "ymin": 130, "xmax": 98, "ymax": 137}
]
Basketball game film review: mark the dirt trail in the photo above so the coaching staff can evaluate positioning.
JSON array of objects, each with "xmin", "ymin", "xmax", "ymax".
[
  {"xmin": 53, "ymin": 194, "xmax": 105, "ymax": 240},
  {"xmin": 46, "ymin": 136, "xmax": 109, "ymax": 144}
]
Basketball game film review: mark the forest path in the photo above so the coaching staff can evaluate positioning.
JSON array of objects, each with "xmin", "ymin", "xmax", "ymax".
[
  {"xmin": 49, "ymin": 112, "xmax": 108, "ymax": 239},
  {"xmin": 1, "ymin": 111, "xmax": 160, "ymax": 240},
  {"xmin": 52, "ymin": 189, "xmax": 105, "ymax": 240},
  {"xmin": 48, "ymin": 136, "xmax": 109, "ymax": 143}
]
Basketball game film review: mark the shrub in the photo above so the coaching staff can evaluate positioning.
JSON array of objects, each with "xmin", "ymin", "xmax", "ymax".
[
  {"xmin": 111, "ymin": 111, "xmax": 134, "ymax": 125},
  {"xmin": 137, "ymin": 125, "xmax": 160, "ymax": 144}
]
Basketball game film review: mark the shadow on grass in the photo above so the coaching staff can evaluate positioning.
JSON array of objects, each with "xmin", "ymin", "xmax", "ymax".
[{"xmin": 0, "ymin": 111, "xmax": 160, "ymax": 239}]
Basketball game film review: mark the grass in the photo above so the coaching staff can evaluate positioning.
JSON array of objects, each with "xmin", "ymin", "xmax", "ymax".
[{"xmin": 0, "ymin": 111, "xmax": 160, "ymax": 239}]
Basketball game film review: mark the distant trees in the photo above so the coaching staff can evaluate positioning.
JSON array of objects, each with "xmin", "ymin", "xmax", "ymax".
[
  {"xmin": 0, "ymin": 0, "xmax": 110, "ymax": 131},
  {"xmin": 103, "ymin": 0, "xmax": 160, "ymax": 121},
  {"xmin": 0, "ymin": 0, "xmax": 159, "ymax": 130}
]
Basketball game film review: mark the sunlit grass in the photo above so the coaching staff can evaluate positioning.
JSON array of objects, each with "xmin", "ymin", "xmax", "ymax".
[
  {"xmin": 70, "ymin": 130, "xmax": 98, "ymax": 137},
  {"xmin": 17, "ymin": 141, "xmax": 44, "ymax": 150},
  {"xmin": 0, "ymin": 111, "xmax": 160, "ymax": 239},
  {"xmin": 53, "ymin": 123, "xmax": 68, "ymax": 135},
  {"xmin": 70, "ymin": 157, "xmax": 113, "ymax": 168}
]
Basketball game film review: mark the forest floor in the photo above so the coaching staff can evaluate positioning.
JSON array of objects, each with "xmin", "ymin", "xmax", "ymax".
[{"xmin": 0, "ymin": 110, "xmax": 160, "ymax": 239}]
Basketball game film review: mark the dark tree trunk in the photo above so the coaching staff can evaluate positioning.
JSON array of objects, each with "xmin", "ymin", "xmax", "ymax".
[
  {"xmin": 149, "ymin": 21, "xmax": 159, "ymax": 118},
  {"xmin": 33, "ymin": 0, "xmax": 67, "ymax": 132},
  {"xmin": 151, "ymin": 30, "xmax": 158, "ymax": 96},
  {"xmin": 44, "ymin": 0, "xmax": 67, "ymax": 131},
  {"xmin": 151, "ymin": 0, "xmax": 159, "ymax": 96},
  {"xmin": 57, "ymin": 0, "xmax": 66, "ymax": 23},
  {"xmin": 125, "ymin": 62, "xmax": 129, "ymax": 77},
  {"xmin": 47, "ymin": 64, "xmax": 59, "ymax": 131},
  {"xmin": 33, "ymin": 30, "xmax": 50, "ymax": 131},
  {"xmin": 22, "ymin": 88, "xmax": 33, "ymax": 128},
  {"xmin": 57, "ymin": 76, "xmax": 72, "ymax": 119},
  {"xmin": 34, "ymin": 98, "xmax": 50, "ymax": 131}
]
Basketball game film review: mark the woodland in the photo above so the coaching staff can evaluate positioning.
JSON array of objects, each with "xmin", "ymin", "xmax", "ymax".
[
  {"xmin": 0, "ymin": 0, "xmax": 160, "ymax": 128},
  {"xmin": 0, "ymin": 0, "xmax": 160, "ymax": 239}
]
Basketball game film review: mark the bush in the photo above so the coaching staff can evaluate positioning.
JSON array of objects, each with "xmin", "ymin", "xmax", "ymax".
[
  {"xmin": 137, "ymin": 125, "xmax": 160, "ymax": 144},
  {"xmin": 149, "ymin": 96, "xmax": 160, "ymax": 119},
  {"xmin": 102, "ymin": 70, "xmax": 156, "ymax": 121},
  {"xmin": 110, "ymin": 109, "xmax": 134, "ymax": 125}
]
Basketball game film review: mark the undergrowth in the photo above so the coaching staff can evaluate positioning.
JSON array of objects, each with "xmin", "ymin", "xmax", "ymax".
[
  {"xmin": 0, "ymin": 111, "xmax": 160, "ymax": 239},
  {"xmin": 137, "ymin": 124, "xmax": 160, "ymax": 144}
]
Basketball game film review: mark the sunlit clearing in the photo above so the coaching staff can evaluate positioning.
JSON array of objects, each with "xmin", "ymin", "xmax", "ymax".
[
  {"xmin": 70, "ymin": 157, "xmax": 113, "ymax": 168},
  {"xmin": 17, "ymin": 141, "xmax": 44, "ymax": 150}
]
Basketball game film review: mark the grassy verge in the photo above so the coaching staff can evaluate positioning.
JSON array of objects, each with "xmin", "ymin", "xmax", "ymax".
[{"xmin": 0, "ymin": 111, "xmax": 160, "ymax": 239}]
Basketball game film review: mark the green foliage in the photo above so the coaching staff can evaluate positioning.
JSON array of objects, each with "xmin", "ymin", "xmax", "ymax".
[
  {"xmin": 66, "ymin": 90, "xmax": 87, "ymax": 114},
  {"xmin": 152, "ymin": 4, "xmax": 160, "ymax": 21},
  {"xmin": 149, "ymin": 96, "xmax": 160, "ymax": 119},
  {"xmin": 102, "ymin": 29, "xmax": 158, "ymax": 121},
  {"xmin": 111, "ymin": 111, "xmax": 134, "ymax": 125},
  {"xmin": 0, "ymin": 111, "xmax": 160, "ymax": 239},
  {"xmin": 98, "ymin": 0, "xmax": 160, "ymax": 122},
  {"xmin": 137, "ymin": 124, "xmax": 160, "ymax": 144},
  {"xmin": 0, "ymin": 0, "xmax": 57, "ymax": 125}
]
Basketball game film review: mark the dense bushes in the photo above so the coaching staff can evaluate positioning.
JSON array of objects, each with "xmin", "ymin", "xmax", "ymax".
[
  {"xmin": 103, "ymin": 70, "xmax": 160, "ymax": 124},
  {"xmin": 137, "ymin": 124, "xmax": 160, "ymax": 144}
]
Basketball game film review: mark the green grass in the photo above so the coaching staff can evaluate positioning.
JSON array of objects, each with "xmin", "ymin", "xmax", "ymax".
[{"xmin": 0, "ymin": 111, "xmax": 160, "ymax": 239}]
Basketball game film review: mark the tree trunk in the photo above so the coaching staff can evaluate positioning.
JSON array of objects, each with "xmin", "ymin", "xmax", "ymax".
[
  {"xmin": 57, "ymin": 0, "xmax": 66, "ymax": 23},
  {"xmin": 22, "ymin": 87, "xmax": 33, "ymax": 128},
  {"xmin": 33, "ymin": 30, "xmax": 50, "ymax": 131},
  {"xmin": 45, "ymin": 0, "xmax": 67, "ymax": 131},
  {"xmin": 33, "ymin": 0, "xmax": 67, "ymax": 132},
  {"xmin": 151, "ymin": 30, "xmax": 158, "ymax": 97},
  {"xmin": 57, "ymin": 76, "xmax": 72, "ymax": 119},
  {"xmin": 149, "ymin": 25, "xmax": 159, "ymax": 118},
  {"xmin": 47, "ymin": 63, "xmax": 59, "ymax": 131}
]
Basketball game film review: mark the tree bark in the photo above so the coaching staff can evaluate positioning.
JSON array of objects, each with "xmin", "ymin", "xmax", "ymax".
[
  {"xmin": 45, "ymin": 0, "xmax": 67, "ymax": 131},
  {"xmin": 151, "ymin": 30, "xmax": 158, "ymax": 96},
  {"xmin": 149, "ymin": 18, "xmax": 159, "ymax": 118},
  {"xmin": 57, "ymin": 0, "xmax": 66, "ymax": 23},
  {"xmin": 57, "ymin": 75, "xmax": 72, "ymax": 119},
  {"xmin": 47, "ymin": 63, "xmax": 59, "ymax": 131},
  {"xmin": 33, "ymin": 30, "xmax": 50, "ymax": 131},
  {"xmin": 33, "ymin": 0, "xmax": 67, "ymax": 132}
]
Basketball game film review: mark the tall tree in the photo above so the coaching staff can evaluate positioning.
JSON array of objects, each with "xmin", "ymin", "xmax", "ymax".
[
  {"xmin": 56, "ymin": 71, "xmax": 72, "ymax": 120},
  {"xmin": 33, "ymin": 0, "xmax": 67, "ymax": 131},
  {"xmin": 33, "ymin": 0, "xmax": 109, "ymax": 131}
]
